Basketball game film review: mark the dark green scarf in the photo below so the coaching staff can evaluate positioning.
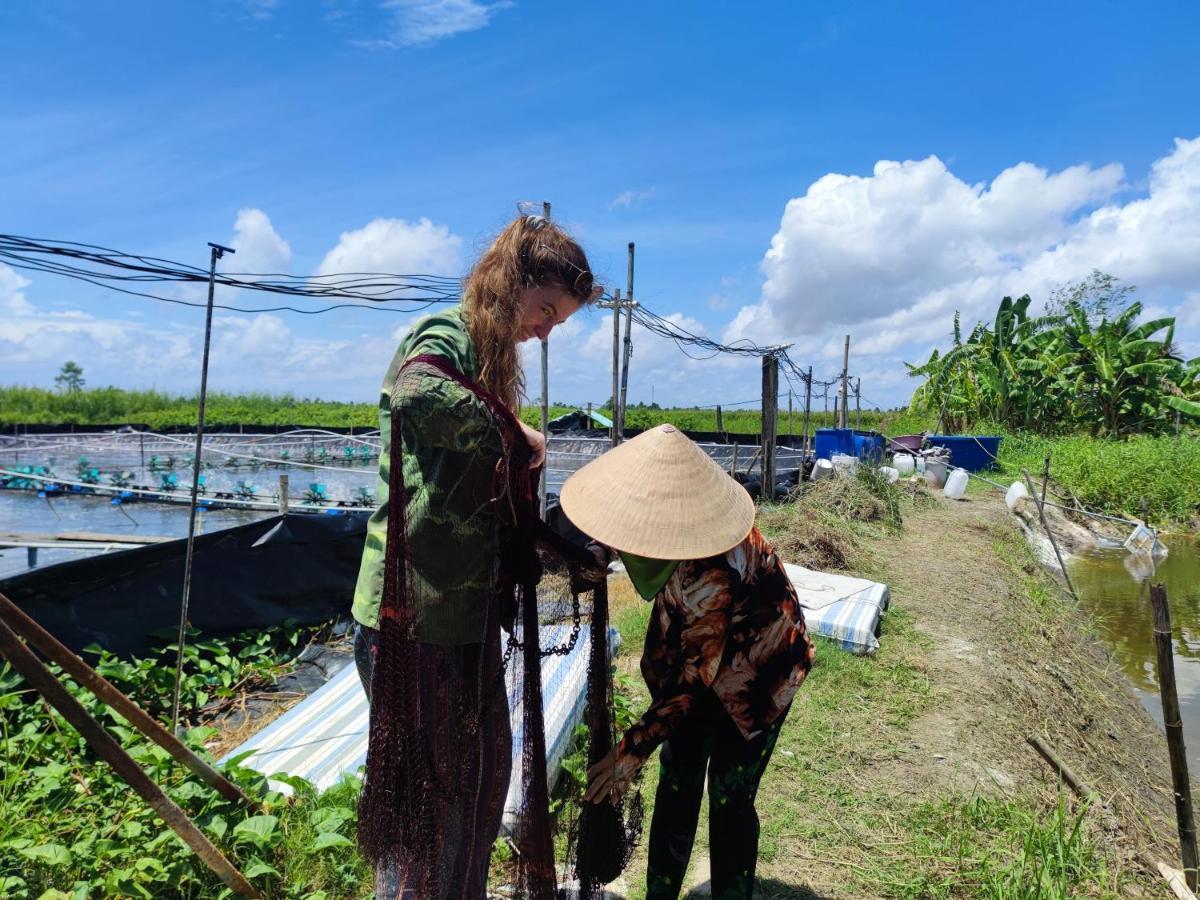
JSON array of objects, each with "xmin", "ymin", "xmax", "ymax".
[{"xmin": 618, "ymin": 551, "xmax": 680, "ymax": 601}]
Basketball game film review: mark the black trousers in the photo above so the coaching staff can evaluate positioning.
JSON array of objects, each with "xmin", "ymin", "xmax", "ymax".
[{"xmin": 646, "ymin": 693, "xmax": 788, "ymax": 899}]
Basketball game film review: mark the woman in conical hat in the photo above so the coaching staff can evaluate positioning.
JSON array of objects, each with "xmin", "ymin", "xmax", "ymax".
[{"xmin": 563, "ymin": 424, "xmax": 815, "ymax": 900}]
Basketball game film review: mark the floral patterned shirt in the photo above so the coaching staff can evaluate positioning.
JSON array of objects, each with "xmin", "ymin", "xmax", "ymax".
[{"xmin": 616, "ymin": 527, "xmax": 815, "ymax": 765}]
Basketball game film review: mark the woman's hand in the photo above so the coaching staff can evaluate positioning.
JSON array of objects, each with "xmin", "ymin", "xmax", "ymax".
[
  {"xmin": 583, "ymin": 747, "xmax": 640, "ymax": 805},
  {"xmin": 517, "ymin": 419, "xmax": 546, "ymax": 469},
  {"xmin": 575, "ymin": 542, "xmax": 610, "ymax": 585}
]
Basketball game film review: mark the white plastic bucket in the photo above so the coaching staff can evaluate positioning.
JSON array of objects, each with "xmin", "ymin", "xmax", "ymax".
[
  {"xmin": 943, "ymin": 467, "xmax": 969, "ymax": 500},
  {"xmin": 879, "ymin": 466, "xmax": 900, "ymax": 484},
  {"xmin": 893, "ymin": 454, "xmax": 915, "ymax": 476},
  {"xmin": 1004, "ymin": 481, "xmax": 1029, "ymax": 511},
  {"xmin": 810, "ymin": 458, "xmax": 834, "ymax": 481}
]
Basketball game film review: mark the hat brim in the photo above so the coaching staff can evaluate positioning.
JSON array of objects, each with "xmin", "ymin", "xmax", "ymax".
[{"xmin": 559, "ymin": 425, "xmax": 755, "ymax": 560}]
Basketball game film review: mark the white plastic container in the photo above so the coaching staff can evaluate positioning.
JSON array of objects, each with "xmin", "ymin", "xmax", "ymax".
[
  {"xmin": 1004, "ymin": 481, "xmax": 1029, "ymax": 510},
  {"xmin": 923, "ymin": 458, "xmax": 948, "ymax": 488},
  {"xmin": 915, "ymin": 456, "xmax": 927, "ymax": 474},
  {"xmin": 943, "ymin": 467, "xmax": 969, "ymax": 499},
  {"xmin": 893, "ymin": 454, "xmax": 915, "ymax": 476},
  {"xmin": 830, "ymin": 453, "xmax": 859, "ymax": 476},
  {"xmin": 1124, "ymin": 523, "xmax": 1156, "ymax": 554},
  {"xmin": 879, "ymin": 466, "xmax": 900, "ymax": 484},
  {"xmin": 810, "ymin": 458, "xmax": 834, "ymax": 481}
]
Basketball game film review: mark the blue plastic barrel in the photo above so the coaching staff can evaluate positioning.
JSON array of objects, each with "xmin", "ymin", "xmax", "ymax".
[
  {"xmin": 926, "ymin": 435, "xmax": 1003, "ymax": 471},
  {"xmin": 852, "ymin": 430, "xmax": 886, "ymax": 461},
  {"xmin": 813, "ymin": 428, "xmax": 855, "ymax": 460}
]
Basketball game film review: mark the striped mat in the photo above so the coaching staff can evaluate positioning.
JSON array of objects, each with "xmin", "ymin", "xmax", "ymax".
[
  {"xmin": 785, "ymin": 562, "xmax": 890, "ymax": 655},
  {"xmin": 220, "ymin": 622, "xmax": 616, "ymax": 835}
]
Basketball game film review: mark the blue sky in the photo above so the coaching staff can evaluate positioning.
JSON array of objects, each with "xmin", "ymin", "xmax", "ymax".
[{"xmin": 2, "ymin": 1, "xmax": 1199, "ymax": 410}]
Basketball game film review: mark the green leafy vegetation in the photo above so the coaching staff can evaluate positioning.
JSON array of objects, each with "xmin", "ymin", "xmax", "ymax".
[
  {"xmin": 998, "ymin": 430, "xmax": 1200, "ymax": 526},
  {"xmin": 0, "ymin": 623, "xmax": 370, "ymax": 899},
  {"xmin": 907, "ymin": 273, "xmax": 1200, "ymax": 436}
]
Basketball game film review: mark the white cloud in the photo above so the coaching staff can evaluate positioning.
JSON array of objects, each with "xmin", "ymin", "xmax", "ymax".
[
  {"xmin": 229, "ymin": 208, "xmax": 292, "ymax": 272},
  {"xmin": 725, "ymin": 137, "xmax": 1200, "ymax": 404},
  {"xmin": 316, "ymin": 217, "xmax": 462, "ymax": 277},
  {"xmin": 241, "ymin": 0, "xmax": 280, "ymax": 20},
  {"xmin": 379, "ymin": 0, "xmax": 511, "ymax": 47},
  {"xmin": 609, "ymin": 187, "xmax": 656, "ymax": 210}
]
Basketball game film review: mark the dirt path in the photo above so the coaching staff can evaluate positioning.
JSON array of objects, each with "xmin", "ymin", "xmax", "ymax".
[
  {"xmin": 612, "ymin": 488, "xmax": 1180, "ymax": 898},
  {"xmin": 860, "ymin": 494, "xmax": 1174, "ymax": 839}
]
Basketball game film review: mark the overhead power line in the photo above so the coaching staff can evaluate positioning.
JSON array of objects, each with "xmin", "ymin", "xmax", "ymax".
[{"xmin": 0, "ymin": 234, "xmax": 462, "ymax": 315}]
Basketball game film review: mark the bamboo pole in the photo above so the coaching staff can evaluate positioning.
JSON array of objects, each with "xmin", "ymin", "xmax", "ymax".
[
  {"xmin": 0, "ymin": 617, "xmax": 261, "ymax": 898},
  {"xmin": 1022, "ymin": 468, "xmax": 1078, "ymax": 600},
  {"xmin": 1151, "ymin": 583, "xmax": 1199, "ymax": 890},
  {"xmin": 1027, "ymin": 732, "xmax": 1199, "ymax": 899}
]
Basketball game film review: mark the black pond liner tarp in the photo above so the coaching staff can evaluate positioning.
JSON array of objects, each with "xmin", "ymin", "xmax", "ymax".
[{"xmin": 0, "ymin": 513, "xmax": 367, "ymax": 658}]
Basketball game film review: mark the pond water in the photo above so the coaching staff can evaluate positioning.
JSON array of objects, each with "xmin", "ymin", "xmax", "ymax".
[{"xmin": 1069, "ymin": 533, "xmax": 1200, "ymax": 770}]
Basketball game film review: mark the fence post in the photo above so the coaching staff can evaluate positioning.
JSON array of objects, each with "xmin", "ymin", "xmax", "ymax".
[
  {"xmin": 0, "ymin": 617, "xmax": 261, "ymax": 898},
  {"xmin": 278, "ymin": 473, "xmax": 288, "ymax": 515},
  {"xmin": 761, "ymin": 355, "xmax": 779, "ymax": 501},
  {"xmin": 1151, "ymin": 583, "xmax": 1199, "ymax": 891},
  {"xmin": 715, "ymin": 405, "xmax": 724, "ymax": 434}
]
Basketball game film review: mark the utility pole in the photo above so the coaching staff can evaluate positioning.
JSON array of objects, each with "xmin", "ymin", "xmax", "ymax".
[
  {"xmin": 539, "ymin": 201, "xmax": 551, "ymax": 517},
  {"xmin": 171, "ymin": 240, "xmax": 234, "ymax": 735},
  {"xmin": 601, "ymin": 289, "xmax": 622, "ymax": 447},
  {"xmin": 618, "ymin": 242, "xmax": 635, "ymax": 441},
  {"xmin": 840, "ymin": 334, "xmax": 850, "ymax": 429},
  {"xmin": 802, "ymin": 366, "xmax": 813, "ymax": 454},
  {"xmin": 761, "ymin": 355, "xmax": 779, "ymax": 501}
]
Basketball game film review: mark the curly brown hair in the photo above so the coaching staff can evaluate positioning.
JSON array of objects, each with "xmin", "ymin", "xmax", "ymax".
[{"xmin": 463, "ymin": 215, "xmax": 597, "ymax": 409}]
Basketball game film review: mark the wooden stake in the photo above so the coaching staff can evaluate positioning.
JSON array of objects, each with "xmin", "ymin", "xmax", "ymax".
[
  {"xmin": 0, "ymin": 591, "xmax": 258, "ymax": 811},
  {"xmin": 1151, "ymin": 582, "xmax": 1199, "ymax": 890},
  {"xmin": 0, "ymin": 617, "xmax": 261, "ymax": 898},
  {"xmin": 715, "ymin": 405, "xmax": 724, "ymax": 434},
  {"xmin": 278, "ymin": 473, "xmax": 288, "ymax": 515}
]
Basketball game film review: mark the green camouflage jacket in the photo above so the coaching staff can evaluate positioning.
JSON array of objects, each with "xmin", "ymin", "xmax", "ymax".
[{"xmin": 351, "ymin": 305, "xmax": 505, "ymax": 644}]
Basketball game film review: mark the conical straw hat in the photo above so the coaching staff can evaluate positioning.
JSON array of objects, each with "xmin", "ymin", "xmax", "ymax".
[{"xmin": 559, "ymin": 424, "xmax": 755, "ymax": 560}]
